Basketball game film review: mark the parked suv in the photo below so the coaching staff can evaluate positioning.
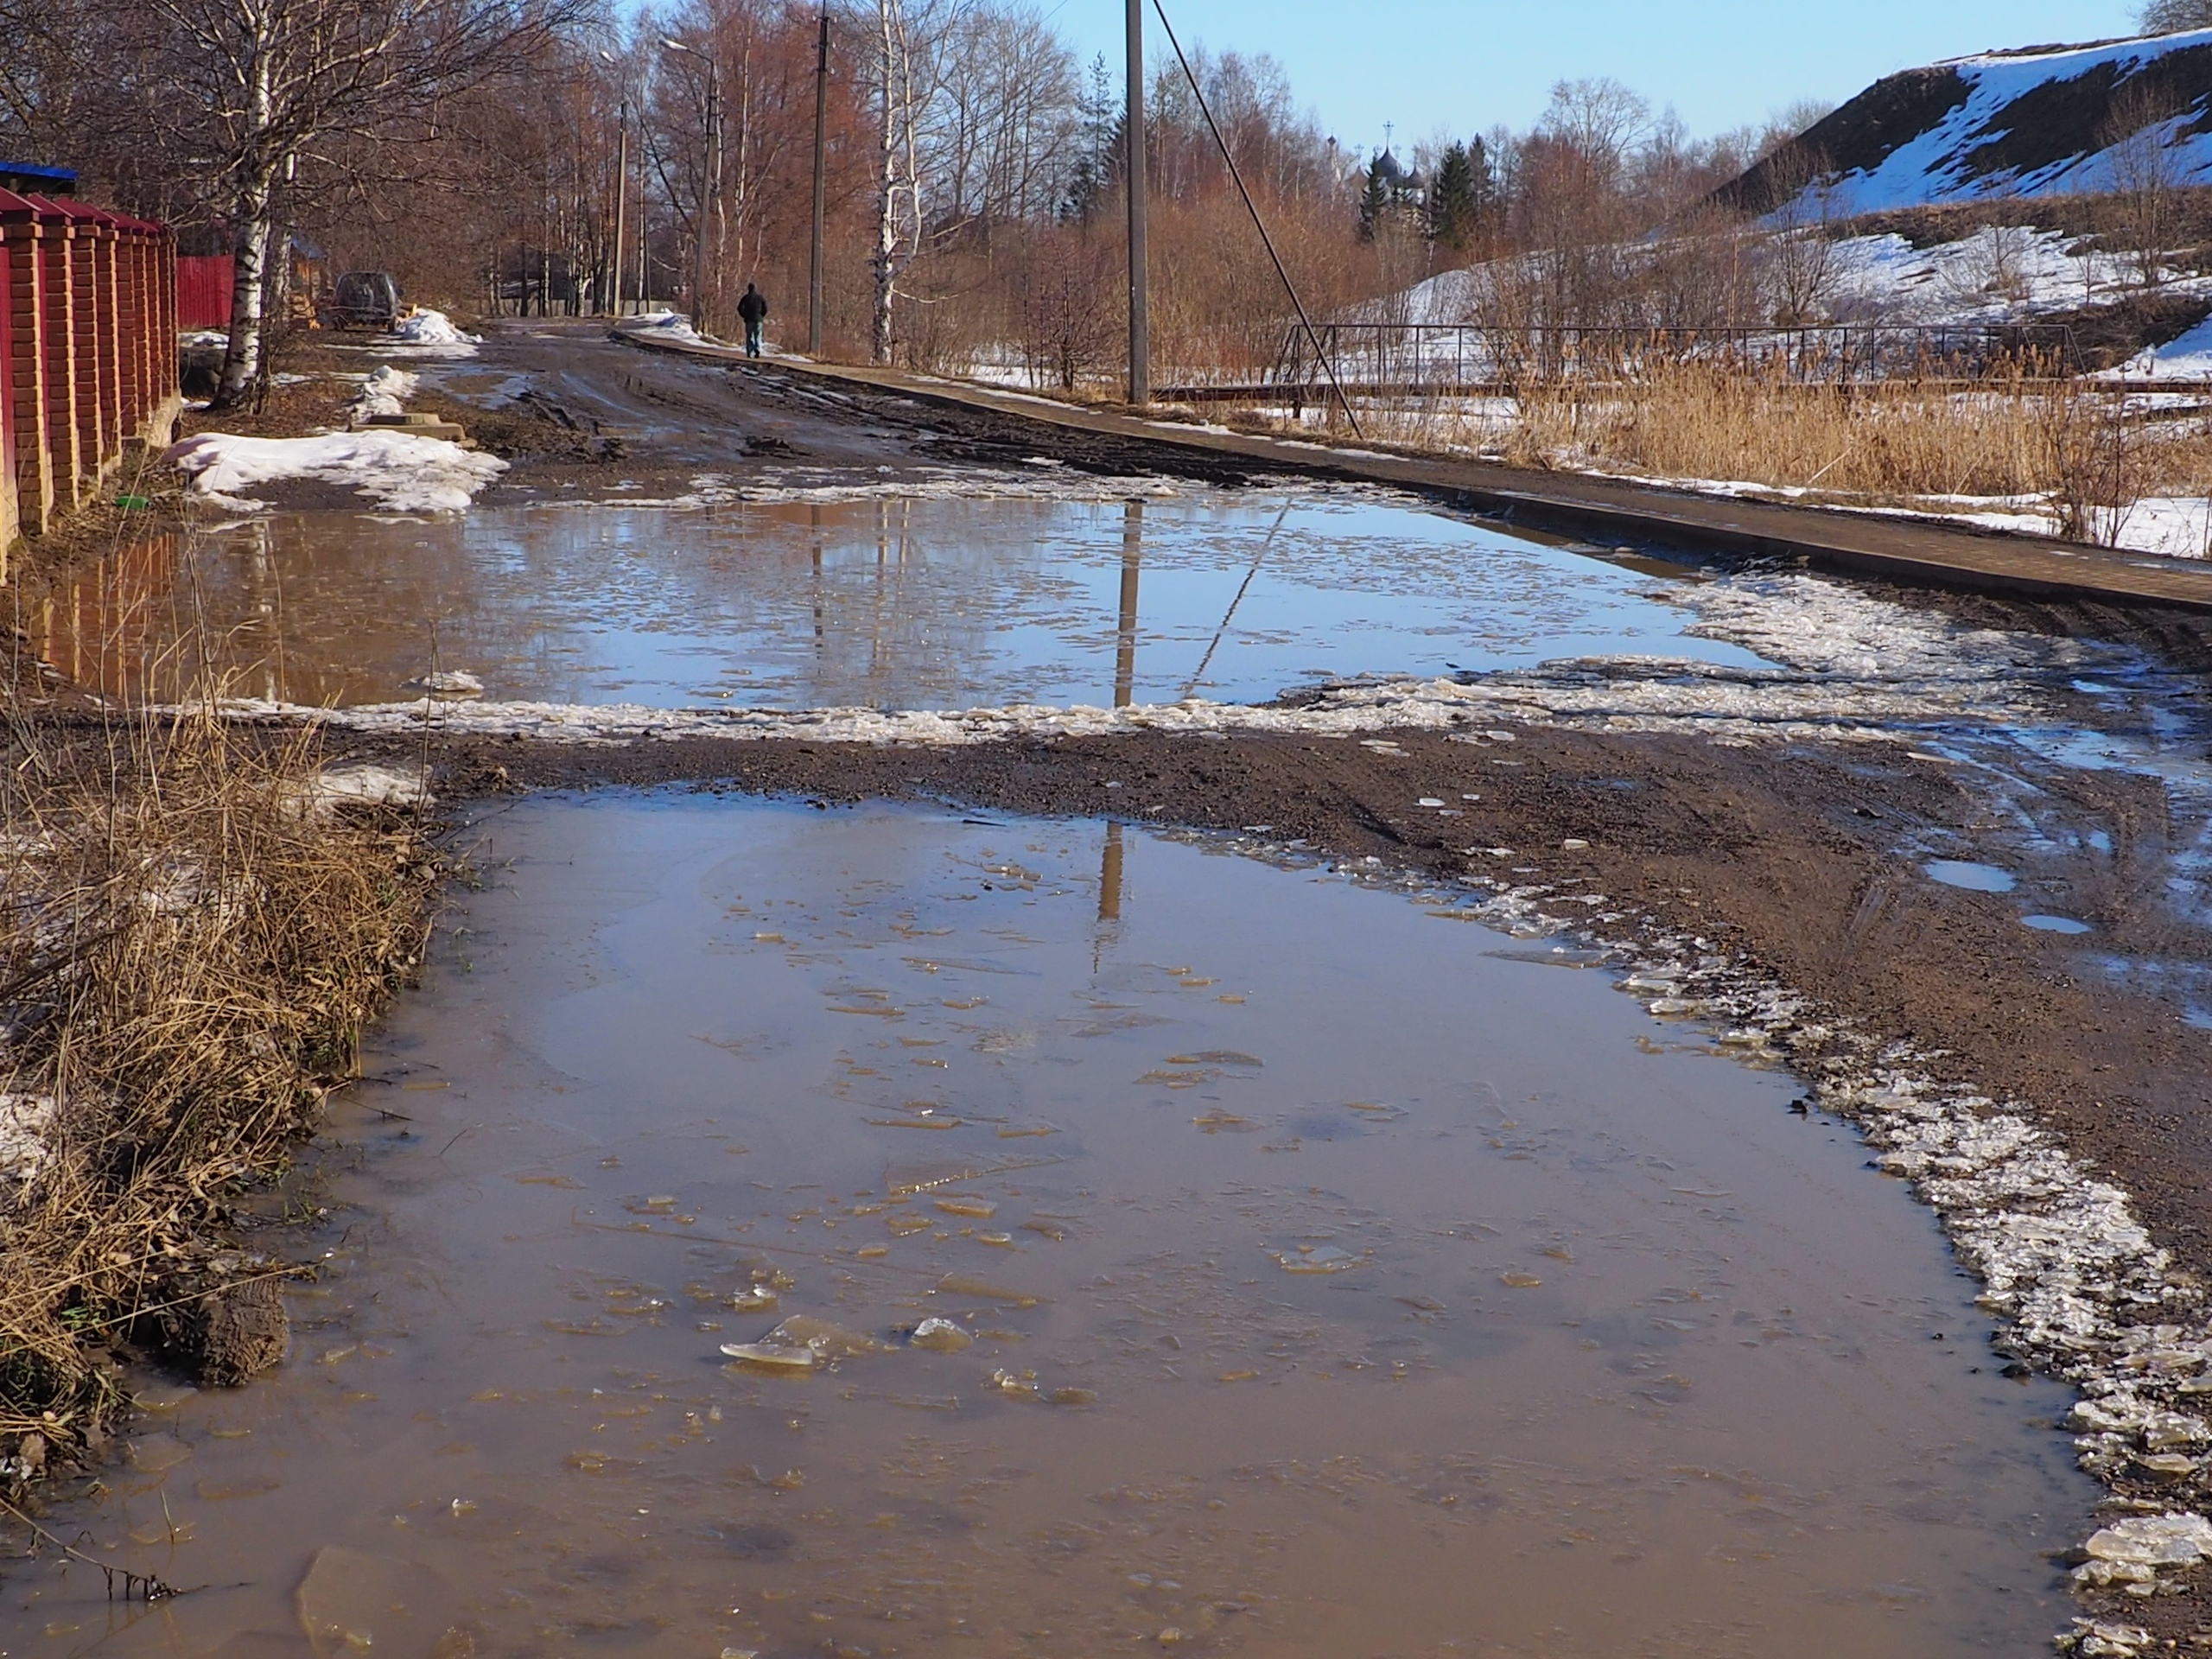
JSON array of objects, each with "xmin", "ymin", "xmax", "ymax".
[{"xmin": 323, "ymin": 270, "xmax": 402, "ymax": 330}]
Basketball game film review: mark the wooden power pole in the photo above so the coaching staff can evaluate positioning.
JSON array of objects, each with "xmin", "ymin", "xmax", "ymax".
[
  {"xmin": 1126, "ymin": 0, "xmax": 1147, "ymax": 406},
  {"xmin": 810, "ymin": 9, "xmax": 829, "ymax": 355}
]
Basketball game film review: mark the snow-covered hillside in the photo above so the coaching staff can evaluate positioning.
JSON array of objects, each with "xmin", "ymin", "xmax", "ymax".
[
  {"xmin": 1383, "ymin": 226, "xmax": 2189, "ymax": 332},
  {"xmin": 1723, "ymin": 31, "xmax": 2212, "ymax": 219}
]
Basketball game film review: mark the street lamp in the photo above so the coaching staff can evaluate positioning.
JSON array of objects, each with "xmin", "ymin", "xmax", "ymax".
[{"xmin": 660, "ymin": 35, "xmax": 723, "ymax": 334}]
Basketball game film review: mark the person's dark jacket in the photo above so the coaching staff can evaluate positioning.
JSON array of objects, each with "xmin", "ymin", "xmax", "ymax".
[{"xmin": 738, "ymin": 289, "xmax": 768, "ymax": 324}]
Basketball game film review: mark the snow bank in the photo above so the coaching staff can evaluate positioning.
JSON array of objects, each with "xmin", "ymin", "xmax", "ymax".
[
  {"xmin": 391, "ymin": 309, "xmax": 480, "ymax": 346},
  {"xmin": 614, "ymin": 310, "xmax": 701, "ymax": 340},
  {"xmin": 165, "ymin": 430, "xmax": 507, "ymax": 513},
  {"xmin": 346, "ymin": 365, "xmax": 418, "ymax": 423}
]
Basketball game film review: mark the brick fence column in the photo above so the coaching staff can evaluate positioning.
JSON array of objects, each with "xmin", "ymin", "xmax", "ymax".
[
  {"xmin": 0, "ymin": 196, "xmax": 54, "ymax": 537},
  {"xmin": 93, "ymin": 216, "xmax": 122, "ymax": 471},
  {"xmin": 115, "ymin": 227, "xmax": 142, "ymax": 440},
  {"xmin": 152, "ymin": 232, "xmax": 179, "ymax": 443},
  {"xmin": 67, "ymin": 207, "xmax": 104, "ymax": 490},
  {"xmin": 0, "ymin": 232, "xmax": 13, "ymax": 572},
  {"xmin": 31, "ymin": 200, "xmax": 79, "ymax": 509}
]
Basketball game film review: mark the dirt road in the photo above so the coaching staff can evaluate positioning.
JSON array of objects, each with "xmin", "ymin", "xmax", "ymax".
[{"xmin": 51, "ymin": 316, "xmax": 2212, "ymax": 1633}]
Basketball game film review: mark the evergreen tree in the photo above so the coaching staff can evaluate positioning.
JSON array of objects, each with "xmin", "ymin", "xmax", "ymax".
[
  {"xmin": 1357, "ymin": 156, "xmax": 1394, "ymax": 242},
  {"xmin": 1427, "ymin": 143, "xmax": 1476, "ymax": 247},
  {"xmin": 1061, "ymin": 54, "xmax": 1122, "ymax": 223},
  {"xmin": 1425, "ymin": 138, "xmax": 1494, "ymax": 250},
  {"xmin": 1467, "ymin": 135, "xmax": 1495, "ymax": 219}
]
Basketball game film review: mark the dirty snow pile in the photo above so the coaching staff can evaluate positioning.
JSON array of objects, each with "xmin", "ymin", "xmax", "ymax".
[
  {"xmin": 346, "ymin": 365, "xmax": 418, "ymax": 423},
  {"xmin": 285, "ymin": 764, "xmax": 432, "ymax": 822},
  {"xmin": 614, "ymin": 309, "xmax": 701, "ymax": 341},
  {"xmin": 391, "ymin": 309, "xmax": 480, "ymax": 348},
  {"xmin": 0, "ymin": 1093, "xmax": 54, "ymax": 1192},
  {"xmin": 165, "ymin": 430, "xmax": 507, "ymax": 513}
]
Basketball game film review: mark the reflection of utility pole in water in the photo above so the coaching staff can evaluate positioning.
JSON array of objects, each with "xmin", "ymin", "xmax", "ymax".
[
  {"xmin": 810, "ymin": 504, "xmax": 825, "ymax": 655},
  {"xmin": 1098, "ymin": 821, "xmax": 1125, "ymax": 922},
  {"xmin": 1093, "ymin": 819, "xmax": 1125, "ymax": 972},
  {"xmin": 1115, "ymin": 500, "xmax": 1142, "ymax": 708}
]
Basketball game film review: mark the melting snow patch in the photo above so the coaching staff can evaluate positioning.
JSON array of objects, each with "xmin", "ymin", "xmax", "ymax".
[
  {"xmin": 543, "ymin": 464, "xmax": 1183, "ymax": 512},
  {"xmin": 0, "ymin": 1093, "xmax": 54, "ymax": 1192},
  {"xmin": 303, "ymin": 765, "xmax": 430, "ymax": 817},
  {"xmin": 390, "ymin": 309, "xmax": 480, "ymax": 348},
  {"xmin": 166, "ymin": 431, "xmax": 507, "ymax": 514},
  {"xmin": 400, "ymin": 671, "xmax": 485, "ymax": 697},
  {"xmin": 347, "ymin": 365, "xmax": 419, "ymax": 423},
  {"xmin": 613, "ymin": 310, "xmax": 701, "ymax": 340}
]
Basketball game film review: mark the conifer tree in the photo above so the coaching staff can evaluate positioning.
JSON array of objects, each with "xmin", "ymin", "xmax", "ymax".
[
  {"xmin": 1427, "ymin": 143, "xmax": 1475, "ymax": 247},
  {"xmin": 1357, "ymin": 156, "xmax": 1394, "ymax": 242},
  {"xmin": 1060, "ymin": 54, "xmax": 1122, "ymax": 222}
]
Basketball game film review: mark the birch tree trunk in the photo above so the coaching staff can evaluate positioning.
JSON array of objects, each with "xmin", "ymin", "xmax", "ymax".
[
  {"xmin": 216, "ymin": 164, "xmax": 278, "ymax": 405},
  {"xmin": 870, "ymin": 0, "xmax": 923, "ymax": 365}
]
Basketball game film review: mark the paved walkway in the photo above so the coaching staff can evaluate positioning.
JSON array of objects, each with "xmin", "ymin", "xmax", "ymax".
[{"xmin": 626, "ymin": 332, "xmax": 2212, "ymax": 613}]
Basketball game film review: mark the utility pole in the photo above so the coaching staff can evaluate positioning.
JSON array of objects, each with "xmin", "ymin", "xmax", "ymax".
[
  {"xmin": 1125, "ymin": 0, "xmax": 1147, "ymax": 406},
  {"xmin": 611, "ymin": 98, "xmax": 628, "ymax": 317},
  {"xmin": 810, "ymin": 8, "xmax": 829, "ymax": 355},
  {"xmin": 704, "ymin": 69, "xmax": 724, "ymax": 334}
]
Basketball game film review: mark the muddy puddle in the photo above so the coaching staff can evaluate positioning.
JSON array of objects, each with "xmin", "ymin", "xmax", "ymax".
[
  {"xmin": 28, "ymin": 493, "xmax": 1764, "ymax": 709},
  {"xmin": 13, "ymin": 796, "xmax": 2092, "ymax": 1657}
]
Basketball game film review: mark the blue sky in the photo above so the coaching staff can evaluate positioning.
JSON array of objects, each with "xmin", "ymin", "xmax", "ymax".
[{"xmin": 1046, "ymin": 0, "xmax": 2146, "ymax": 154}]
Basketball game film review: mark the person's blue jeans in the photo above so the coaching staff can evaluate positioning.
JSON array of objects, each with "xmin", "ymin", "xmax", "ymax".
[{"xmin": 744, "ymin": 320, "xmax": 762, "ymax": 357}]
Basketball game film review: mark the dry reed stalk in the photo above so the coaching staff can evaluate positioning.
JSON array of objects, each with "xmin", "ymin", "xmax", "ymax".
[
  {"xmin": 0, "ymin": 701, "xmax": 437, "ymax": 1471},
  {"xmin": 1254, "ymin": 359, "xmax": 2212, "ymax": 549}
]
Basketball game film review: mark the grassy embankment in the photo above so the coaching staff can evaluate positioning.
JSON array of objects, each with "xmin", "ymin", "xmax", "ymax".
[{"xmin": 2, "ymin": 456, "xmax": 441, "ymax": 1488}]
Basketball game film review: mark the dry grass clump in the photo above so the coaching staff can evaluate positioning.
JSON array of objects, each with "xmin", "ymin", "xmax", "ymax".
[
  {"xmin": 0, "ymin": 708, "xmax": 436, "ymax": 1468},
  {"xmin": 1503, "ymin": 362, "xmax": 2063, "ymax": 499},
  {"xmin": 1304, "ymin": 360, "xmax": 2212, "ymax": 548}
]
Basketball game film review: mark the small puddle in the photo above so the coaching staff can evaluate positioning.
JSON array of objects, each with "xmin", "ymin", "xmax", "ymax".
[
  {"xmin": 1923, "ymin": 859, "xmax": 2018, "ymax": 893},
  {"xmin": 2023, "ymin": 914, "xmax": 2094, "ymax": 934},
  {"xmin": 13, "ymin": 798, "xmax": 2088, "ymax": 1656},
  {"xmin": 30, "ymin": 495, "xmax": 1760, "ymax": 709}
]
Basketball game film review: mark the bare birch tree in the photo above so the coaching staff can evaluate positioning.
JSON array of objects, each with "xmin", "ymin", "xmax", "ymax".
[
  {"xmin": 92, "ymin": 0, "xmax": 592, "ymax": 405},
  {"xmin": 854, "ymin": 0, "xmax": 948, "ymax": 363}
]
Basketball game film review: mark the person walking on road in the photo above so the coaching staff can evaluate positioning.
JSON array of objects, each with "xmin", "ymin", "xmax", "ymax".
[{"xmin": 737, "ymin": 283, "xmax": 768, "ymax": 357}]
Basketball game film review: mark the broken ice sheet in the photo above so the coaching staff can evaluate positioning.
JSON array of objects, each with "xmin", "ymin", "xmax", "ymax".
[
  {"xmin": 935, "ymin": 1273, "xmax": 1046, "ymax": 1307},
  {"xmin": 719, "ymin": 1343, "xmax": 816, "ymax": 1373},
  {"xmin": 1267, "ymin": 1244, "xmax": 1365, "ymax": 1274},
  {"xmin": 933, "ymin": 1195, "xmax": 998, "ymax": 1218},
  {"xmin": 296, "ymin": 1546, "xmax": 461, "ymax": 1658},
  {"xmin": 1192, "ymin": 1109, "xmax": 1257, "ymax": 1133}
]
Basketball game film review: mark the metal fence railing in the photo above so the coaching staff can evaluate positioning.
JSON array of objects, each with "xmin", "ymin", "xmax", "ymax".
[{"xmin": 1155, "ymin": 321, "xmax": 2087, "ymax": 403}]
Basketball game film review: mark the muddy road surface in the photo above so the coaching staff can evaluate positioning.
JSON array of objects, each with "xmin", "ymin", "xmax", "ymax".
[{"xmin": 10, "ymin": 317, "xmax": 2212, "ymax": 1652}]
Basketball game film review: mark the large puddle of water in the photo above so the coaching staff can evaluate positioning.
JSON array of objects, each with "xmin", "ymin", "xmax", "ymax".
[
  {"xmin": 26, "ymin": 493, "xmax": 1767, "ymax": 709},
  {"xmin": 15, "ymin": 797, "xmax": 2090, "ymax": 1657}
]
